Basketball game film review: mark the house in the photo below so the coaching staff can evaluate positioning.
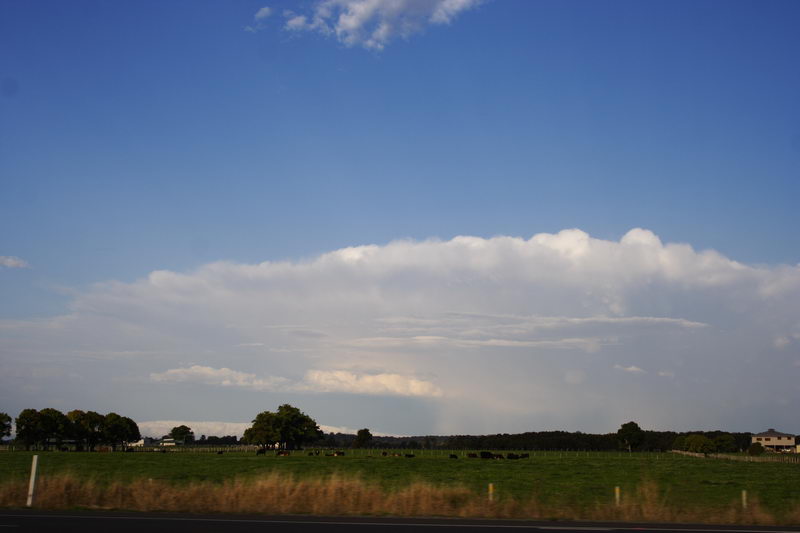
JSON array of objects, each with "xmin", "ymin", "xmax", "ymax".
[
  {"xmin": 752, "ymin": 429, "xmax": 795, "ymax": 452},
  {"xmin": 159, "ymin": 438, "xmax": 178, "ymax": 447},
  {"xmin": 129, "ymin": 437, "xmax": 157, "ymax": 447}
]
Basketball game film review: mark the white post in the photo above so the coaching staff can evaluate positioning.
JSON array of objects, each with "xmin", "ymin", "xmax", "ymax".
[
  {"xmin": 741, "ymin": 490, "xmax": 748, "ymax": 510},
  {"xmin": 26, "ymin": 455, "xmax": 39, "ymax": 507},
  {"xmin": 614, "ymin": 486, "xmax": 621, "ymax": 507},
  {"xmin": 488, "ymin": 483, "xmax": 494, "ymax": 502}
]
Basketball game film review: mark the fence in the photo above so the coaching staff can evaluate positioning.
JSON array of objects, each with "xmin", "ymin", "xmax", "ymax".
[{"xmin": 671, "ymin": 449, "xmax": 800, "ymax": 463}]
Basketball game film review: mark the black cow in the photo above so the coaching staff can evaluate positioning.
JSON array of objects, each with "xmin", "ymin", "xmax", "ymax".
[
  {"xmin": 404, "ymin": 454, "xmax": 415, "ymax": 458},
  {"xmin": 520, "ymin": 453, "xmax": 530, "ymax": 459},
  {"xmin": 479, "ymin": 451, "xmax": 494, "ymax": 459},
  {"xmin": 256, "ymin": 448, "xmax": 266, "ymax": 456},
  {"xmin": 449, "ymin": 454, "xmax": 458, "ymax": 459},
  {"xmin": 217, "ymin": 451, "xmax": 224, "ymax": 455}
]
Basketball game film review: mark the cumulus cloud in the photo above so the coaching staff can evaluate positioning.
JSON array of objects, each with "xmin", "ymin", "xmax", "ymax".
[
  {"xmin": 283, "ymin": 0, "xmax": 483, "ymax": 50},
  {"xmin": 0, "ymin": 256, "xmax": 28, "ymax": 268},
  {"xmin": 3, "ymin": 228, "xmax": 800, "ymax": 434}
]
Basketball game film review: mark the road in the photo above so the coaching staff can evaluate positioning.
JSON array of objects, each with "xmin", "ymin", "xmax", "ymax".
[{"xmin": 2, "ymin": 511, "xmax": 800, "ymax": 533}]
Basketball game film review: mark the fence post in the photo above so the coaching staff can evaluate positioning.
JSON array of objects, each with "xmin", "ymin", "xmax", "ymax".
[
  {"xmin": 488, "ymin": 483, "xmax": 495, "ymax": 502},
  {"xmin": 614, "ymin": 486, "xmax": 621, "ymax": 507},
  {"xmin": 741, "ymin": 490, "xmax": 748, "ymax": 510},
  {"xmin": 26, "ymin": 455, "xmax": 39, "ymax": 507}
]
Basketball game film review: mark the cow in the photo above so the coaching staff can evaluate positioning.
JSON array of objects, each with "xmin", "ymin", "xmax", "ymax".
[
  {"xmin": 506, "ymin": 453, "xmax": 520, "ymax": 460},
  {"xmin": 216, "ymin": 451, "xmax": 224, "ymax": 455},
  {"xmin": 256, "ymin": 448, "xmax": 266, "ymax": 456},
  {"xmin": 449, "ymin": 454, "xmax": 458, "ymax": 459},
  {"xmin": 404, "ymin": 454, "xmax": 415, "ymax": 458},
  {"xmin": 493, "ymin": 454, "xmax": 505, "ymax": 459},
  {"xmin": 467, "ymin": 453, "xmax": 478, "ymax": 458},
  {"xmin": 520, "ymin": 453, "xmax": 530, "ymax": 459},
  {"xmin": 479, "ymin": 451, "xmax": 494, "ymax": 459},
  {"xmin": 381, "ymin": 451, "xmax": 388, "ymax": 456},
  {"xmin": 276, "ymin": 450, "xmax": 290, "ymax": 456},
  {"xmin": 333, "ymin": 451, "xmax": 346, "ymax": 456}
]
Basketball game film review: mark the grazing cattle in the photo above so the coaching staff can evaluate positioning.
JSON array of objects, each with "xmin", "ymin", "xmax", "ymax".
[
  {"xmin": 493, "ymin": 454, "xmax": 505, "ymax": 459},
  {"xmin": 315, "ymin": 450, "xmax": 320, "ymax": 456},
  {"xmin": 506, "ymin": 453, "xmax": 520, "ymax": 460},
  {"xmin": 276, "ymin": 450, "xmax": 291, "ymax": 456},
  {"xmin": 381, "ymin": 451, "xmax": 388, "ymax": 456},
  {"xmin": 333, "ymin": 451, "xmax": 346, "ymax": 456},
  {"xmin": 308, "ymin": 452, "xmax": 314, "ymax": 456},
  {"xmin": 520, "ymin": 453, "xmax": 530, "ymax": 459},
  {"xmin": 256, "ymin": 448, "xmax": 266, "ymax": 456},
  {"xmin": 217, "ymin": 451, "xmax": 224, "ymax": 455},
  {"xmin": 467, "ymin": 453, "xmax": 478, "ymax": 459},
  {"xmin": 324, "ymin": 453, "xmax": 335, "ymax": 457},
  {"xmin": 404, "ymin": 454, "xmax": 415, "ymax": 458},
  {"xmin": 449, "ymin": 454, "xmax": 458, "ymax": 459},
  {"xmin": 479, "ymin": 451, "xmax": 494, "ymax": 459}
]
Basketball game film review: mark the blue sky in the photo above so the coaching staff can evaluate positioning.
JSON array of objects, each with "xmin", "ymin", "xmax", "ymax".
[{"xmin": 2, "ymin": 0, "xmax": 800, "ymax": 436}]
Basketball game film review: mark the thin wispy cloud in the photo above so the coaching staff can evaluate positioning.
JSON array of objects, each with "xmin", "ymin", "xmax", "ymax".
[
  {"xmin": 0, "ymin": 256, "xmax": 28, "ymax": 268},
  {"xmin": 282, "ymin": 0, "xmax": 483, "ymax": 50},
  {"xmin": 244, "ymin": 5, "xmax": 272, "ymax": 33}
]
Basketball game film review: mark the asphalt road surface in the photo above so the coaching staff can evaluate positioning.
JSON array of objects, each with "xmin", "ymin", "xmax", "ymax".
[{"xmin": 2, "ymin": 512, "xmax": 800, "ymax": 533}]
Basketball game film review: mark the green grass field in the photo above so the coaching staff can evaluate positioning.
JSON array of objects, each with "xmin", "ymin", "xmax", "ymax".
[{"xmin": 2, "ymin": 450, "xmax": 799, "ymax": 517}]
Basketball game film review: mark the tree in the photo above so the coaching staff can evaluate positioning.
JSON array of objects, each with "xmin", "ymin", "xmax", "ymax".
[
  {"xmin": 169, "ymin": 425, "xmax": 194, "ymax": 443},
  {"xmin": 0, "ymin": 412, "xmax": 11, "ymax": 441},
  {"xmin": 244, "ymin": 404, "xmax": 322, "ymax": 450},
  {"xmin": 713, "ymin": 433, "xmax": 737, "ymax": 453},
  {"xmin": 102, "ymin": 412, "xmax": 139, "ymax": 450},
  {"xmin": 672, "ymin": 435, "xmax": 687, "ymax": 451},
  {"xmin": 243, "ymin": 411, "xmax": 280, "ymax": 448},
  {"xmin": 15, "ymin": 409, "xmax": 42, "ymax": 450},
  {"xmin": 617, "ymin": 421, "xmax": 645, "ymax": 452},
  {"xmin": 38, "ymin": 408, "xmax": 69, "ymax": 450},
  {"xmin": 747, "ymin": 442, "xmax": 765, "ymax": 456},
  {"xmin": 353, "ymin": 428, "xmax": 373, "ymax": 448},
  {"xmin": 685, "ymin": 434, "xmax": 716, "ymax": 455}
]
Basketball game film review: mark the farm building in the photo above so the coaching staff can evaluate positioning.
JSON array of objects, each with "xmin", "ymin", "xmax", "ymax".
[{"xmin": 752, "ymin": 429, "xmax": 795, "ymax": 452}]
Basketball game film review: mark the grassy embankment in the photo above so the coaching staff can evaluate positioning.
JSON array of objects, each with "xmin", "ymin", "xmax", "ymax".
[{"xmin": 1, "ymin": 450, "xmax": 799, "ymax": 523}]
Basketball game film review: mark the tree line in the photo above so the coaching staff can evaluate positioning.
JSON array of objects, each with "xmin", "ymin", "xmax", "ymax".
[
  {"xmin": 1, "ymin": 408, "xmax": 758, "ymax": 454},
  {"xmin": 0, "ymin": 408, "xmax": 140, "ymax": 451}
]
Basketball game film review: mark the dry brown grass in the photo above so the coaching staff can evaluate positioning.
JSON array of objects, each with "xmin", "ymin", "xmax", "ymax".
[{"xmin": 1, "ymin": 475, "xmax": 797, "ymax": 525}]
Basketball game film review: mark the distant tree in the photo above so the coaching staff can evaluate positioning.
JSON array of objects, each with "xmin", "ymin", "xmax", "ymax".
[
  {"xmin": 617, "ymin": 421, "xmax": 645, "ymax": 452},
  {"xmin": 102, "ymin": 413, "xmax": 139, "ymax": 450},
  {"xmin": 274, "ymin": 404, "xmax": 323, "ymax": 449},
  {"xmin": 38, "ymin": 408, "xmax": 70, "ymax": 449},
  {"xmin": 685, "ymin": 434, "xmax": 716, "ymax": 455},
  {"xmin": 15, "ymin": 409, "xmax": 42, "ymax": 450},
  {"xmin": 82, "ymin": 411, "xmax": 105, "ymax": 451},
  {"xmin": 0, "ymin": 412, "xmax": 11, "ymax": 441},
  {"xmin": 243, "ymin": 411, "xmax": 280, "ymax": 448},
  {"xmin": 169, "ymin": 425, "xmax": 194, "ymax": 443},
  {"xmin": 747, "ymin": 442, "xmax": 765, "ymax": 456},
  {"xmin": 353, "ymin": 428, "xmax": 373, "ymax": 448},
  {"xmin": 244, "ymin": 405, "xmax": 322, "ymax": 450},
  {"xmin": 713, "ymin": 433, "xmax": 737, "ymax": 453},
  {"xmin": 672, "ymin": 435, "xmax": 687, "ymax": 451}
]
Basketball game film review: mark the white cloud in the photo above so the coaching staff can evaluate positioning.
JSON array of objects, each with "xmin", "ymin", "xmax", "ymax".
[
  {"xmin": 245, "ymin": 5, "xmax": 273, "ymax": 33},
  {"xmin": 150, "ymin": 365, "xmax": 290, "ymax": 390},
  {"xmin": 0, "ymin": 256, "xmax": 28, "ymax": 268},
  {"xmin": 302, "ymin": 369, "xmax": 443, "ymax": 397},
  {"xmin": 614, "ymin": 364, "xmax": 646, "ymax": 374},
  {"xmin": 255, "ymin": 6, "xmax": 272, "ymax": 20},
  {"xmin": 149, "ymin": 365, "xmax": 442, "ymax": 398},
  {"xmin": 4, "ymin": 228, "xmax": 800, "ymax": 434},
  {"xmin": 282, "ymin": 0, "xmax": 483, "ymax": 50}
]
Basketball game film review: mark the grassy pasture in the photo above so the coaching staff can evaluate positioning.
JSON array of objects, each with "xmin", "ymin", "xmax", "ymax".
[{"xmin": 1, "ymin": 450, "xmax": 799, "ymax": 521}]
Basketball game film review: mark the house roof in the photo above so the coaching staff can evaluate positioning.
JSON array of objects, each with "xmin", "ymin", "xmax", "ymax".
[{"xmin": 754, "ymin": 428, "xmax": 794, "ymax": 438}]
